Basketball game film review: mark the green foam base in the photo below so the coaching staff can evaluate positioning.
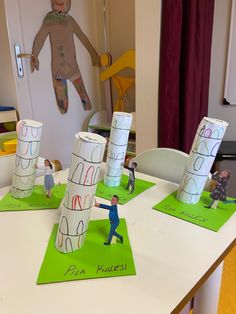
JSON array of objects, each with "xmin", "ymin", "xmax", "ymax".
[
  {"xmin": 0, "ymin": 184, "xmax": 66, "ymax": 211},
  {"xmin": 153, "ymin": 191, "xmax": 236, "ymax": 231},
  {"xmin": 37, "ymin": 218, "xmax": 136, "ymax": 284},
  {"xmin": 96, "ymin": 174, "xmax": 155, "ymax": 204}
]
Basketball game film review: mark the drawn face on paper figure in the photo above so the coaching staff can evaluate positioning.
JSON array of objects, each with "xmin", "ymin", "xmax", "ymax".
[
  {"xmin": 220, "ymin": 170, "xmax": 231, "ymax": 179},
  {"xmin": 44, "ymin": 159, "xmax": 50, "ymax": 167},
  {"xmin": 51, "ymin": 0, "xmax": 71, "ymax": 13},
  {"xmin": 111, "ymin": 196, "xmax": 119, "ymax": 205}
]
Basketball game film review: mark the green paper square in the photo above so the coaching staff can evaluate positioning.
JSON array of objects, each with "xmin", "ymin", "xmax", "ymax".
[
  {"xmin": 0, "ymin": 184, "xmax": 66, "ymax": 211},
  {"xmin": 37, "ymin": 218, "xmax": 136, "ymax": 284},
  {"xmin": 96, "ymin": 175, "xmax": 155, "ymax": 204},
  {"xmin": 153, "ymin": 191, "xmax": 236, "ymax": 231}
]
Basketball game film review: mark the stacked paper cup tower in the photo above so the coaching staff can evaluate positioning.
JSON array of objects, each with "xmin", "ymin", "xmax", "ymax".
[
  {"xmin": 11, "ymin": 119, "xmax": 43, "ymax": 198},
  {"xmin": 55, "ymin": 132, "xmax": 106, "ymax": 253},
  {"xmin": 177, "ymin": 117, "xmax": 228, "ymax": 204},
  {"xmin": 104, "ymin": 112, "xmax": 133, "ymax": 187}
]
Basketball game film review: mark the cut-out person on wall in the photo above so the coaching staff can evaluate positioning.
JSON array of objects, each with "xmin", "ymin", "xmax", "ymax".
[
  {"xmin": 205, "ymin": 170, "xmax": 236, "ymax": 208},
  {"xmin": 31, "ymin": 0, "xmax": 100, "ymax": 114},
  {"xmin": 95, "ymin": 195, "xmax": 123, "ymax": 245}
]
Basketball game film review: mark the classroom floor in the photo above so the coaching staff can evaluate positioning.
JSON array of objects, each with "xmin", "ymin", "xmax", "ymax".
[{"xmin": 218, "ymin": 245, "xmax": 236, "ymax": 314}]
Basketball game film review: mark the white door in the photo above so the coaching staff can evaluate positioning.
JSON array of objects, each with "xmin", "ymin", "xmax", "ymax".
[{"xmin": 4, "ymin": 0, "xmax": 101, "ymax": 167}]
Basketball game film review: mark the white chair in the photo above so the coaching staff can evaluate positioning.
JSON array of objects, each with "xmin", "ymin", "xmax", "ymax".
[
  {"xmin": 0, "ymin": 154, "xmax": 15, "ymax": 188},
  {"xmin": 134, "ymin": 148, "xmax": 188, "ymax": 184},
  {"xmin": 133, "ymin": 147, "xmax": 211, "ymax": 189}
]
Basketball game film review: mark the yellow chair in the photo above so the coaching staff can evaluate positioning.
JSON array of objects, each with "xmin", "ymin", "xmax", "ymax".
[{"xmin": 3, "ymin": 138, "xmax": 17, "ymax": 153}]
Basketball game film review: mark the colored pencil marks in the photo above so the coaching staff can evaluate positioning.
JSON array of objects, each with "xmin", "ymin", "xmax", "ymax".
[
  {"xmin": 104, "ymin": 112, "xmax": 132, "ymax": 187},
  {"xmin": 177, "ymin": 118, "xmax": 228, "ymax": 204},
  {"xmin": 17, "ymin": 140, "xmax": 40, "ymax": 157},
  {"xmin": 11, "ymin": 120, "xmax": 43, "ymax": 199},
  {"xmin": 71, "ymin": 195, "xmax": 82, "ymax": 210},
  {"xmin": 15, "ymin": 155, "xmax": 38, "ymax": 170},
  {"xmin": 57, "ymin": 212, "xmax": 87, "ymax": 252},
  {"xmin": 55, "ymin": 132, "xmax": 106, "ymax": 253}
]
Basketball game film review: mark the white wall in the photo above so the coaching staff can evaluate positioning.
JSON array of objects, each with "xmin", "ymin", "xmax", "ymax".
[
  {"xmin": 108, "ymin": 0, "xmax": 135, "ymax": 60},
  {"xmin": 135, "ymin": 0, "xmax": 161, "ymax": 153},
  {"xmin": 208, "ymin": 0, "xmax": 236, "ymax": 140},
  {"xmin": 106, "ymin": 0, "xmax": 135, "ymax": 112},
  {"xmin": 0, "ymin": 0, "xmax": 17, "ymax": 108},
  {"xmin": 94, "ymin": 0, "xmax": 106, "ymax": 112}
]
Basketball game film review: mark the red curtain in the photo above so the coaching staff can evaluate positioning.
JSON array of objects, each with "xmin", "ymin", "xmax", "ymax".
[{"xmin": 158, "ymin": 0, "xmax": 215, "ymax": 153}]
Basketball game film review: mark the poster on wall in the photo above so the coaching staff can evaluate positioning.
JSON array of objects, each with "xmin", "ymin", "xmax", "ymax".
[
  {"xmin": 224, "ymin": 0, "xmax": 236, "ymax": 105},
  {"xmin": 31, "ymin": 0, "xmax": 100, "ymax": 113}
]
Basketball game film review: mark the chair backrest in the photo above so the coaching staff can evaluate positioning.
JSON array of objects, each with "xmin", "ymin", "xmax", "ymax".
[
  {"xmin": 133, "ymin": 148, "xmax": 212, "ymax": 190},
  {"xmin": 0, "ymin": 154, "xmax": 15, "ymax": 188},
  {"xmin": 134, "ymin": 148, "xmax": 189, "ymax": 184}
]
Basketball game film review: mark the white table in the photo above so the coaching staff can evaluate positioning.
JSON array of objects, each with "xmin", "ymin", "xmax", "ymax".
[{"xmin": 0, "ymin": 168, "xmax": 235, "ymax": 314}]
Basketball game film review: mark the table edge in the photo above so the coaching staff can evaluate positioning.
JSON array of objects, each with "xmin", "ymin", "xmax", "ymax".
[{"xmin": 171, "ymin": 237, "xmax": 236, "ymax": 314}]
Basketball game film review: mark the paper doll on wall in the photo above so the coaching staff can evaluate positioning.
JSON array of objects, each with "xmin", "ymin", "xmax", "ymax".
[
  {"xmin": 31, "ymin": 0, "xmax": 100, "ymax": 114},
  {"xmin": 204, "ymin": 170, "xmax": 236, "ymax": 208}
]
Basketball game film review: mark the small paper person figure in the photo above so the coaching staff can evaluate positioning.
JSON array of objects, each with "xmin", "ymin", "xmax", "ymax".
[
  {"xmin": 35, "ymin": 159, "xmax": 54, "ymax": 197},
  {"xmin": 95, "ymin": 195, "xmax": 123, "ymax": 245},
  {"xmin": 124, "ymin": 161, "xmax": 137, "ymax": 194},
  {"xmin": 205, "ymin": 170, "xmax": 236, "ymax": 208}
]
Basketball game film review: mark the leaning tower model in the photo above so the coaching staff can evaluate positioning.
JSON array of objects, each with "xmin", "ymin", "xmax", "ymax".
[
  {"xmin": 104, "ymin": 112, "xmax": 133, "ymax": 187},
  {"xmin": 55, "ymin": 132, "xmax": 106, "ymax": 253},
  {"xmin": 11, "ymin": 119, "xmax": 43, "ymax": 198},
  {"xmin": 177, "ymin": 117, "xmax": 228, "ymax": 204}
]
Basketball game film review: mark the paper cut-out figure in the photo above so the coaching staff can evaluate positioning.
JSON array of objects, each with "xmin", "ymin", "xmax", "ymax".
[
  {"xmin": 95, "ymin": 195, "xmax": 123, "ymax": 245},
  {"xmin": 31, "ymin": 0, "xmax": 100, "ymax": 113},
  {"xmin": 124, "ymin": 161, "xmax": 137, "ymax": 194},
  {"xmin": 35, "ymin": 159, "xmax": 54, "ymax": 197},
  {"xmin": 204, "ymin": 170, "xmax": 236, "ymax": 208}
]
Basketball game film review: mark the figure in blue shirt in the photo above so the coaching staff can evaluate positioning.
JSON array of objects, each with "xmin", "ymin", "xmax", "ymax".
[{"xmin": 95, "ymin": 195, "xmax": 123, "ymax": 245}]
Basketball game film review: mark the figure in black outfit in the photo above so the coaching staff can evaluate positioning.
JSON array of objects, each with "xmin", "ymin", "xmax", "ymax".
[
  {"xmin": 205, "ymin": 170, "xmax": 236, "ymax": 208},
  {"xmin": 124, "ymin": 161, "xmax": 137, "ymax": 194}
]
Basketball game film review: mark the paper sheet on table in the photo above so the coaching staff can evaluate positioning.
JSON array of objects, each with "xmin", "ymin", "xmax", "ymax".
[
  {"xmin": 96, "ymin": 174, "xmax": 155, "ymax": 204},
  {"xmin": 37, "ymin": 219, "xmax": 136, "ymax": 284},
  {"xmin": 0, "ymin": 184, "xmax": 66, "ymax": 211},
  {"xmin": 154, "ymin": 191, "xmax": 236, "ymax": 231}
]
